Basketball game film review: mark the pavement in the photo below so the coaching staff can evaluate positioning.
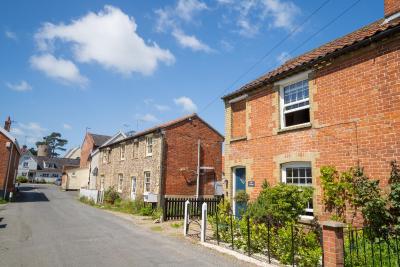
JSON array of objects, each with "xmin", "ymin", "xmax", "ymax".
[{"xmin": 0, "ymin": 184, "xmax": 253, "ymax": 267}]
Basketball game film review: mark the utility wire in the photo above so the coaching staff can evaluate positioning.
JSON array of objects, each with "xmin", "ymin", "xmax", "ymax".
[{"xmin": 199, "ymin": 0, "xmax": 331, "ymax": 114}]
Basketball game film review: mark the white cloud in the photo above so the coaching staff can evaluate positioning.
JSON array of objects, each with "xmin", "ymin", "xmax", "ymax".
[
  {"xmin": 174, "ymin": 96, "xmax": 198, "ymax": 113},
  {"xmin": 136, "ymin": 113, "xmax": 159, "ymax": 123},
  {"xmin": 6, "ymin": 80, "xmax": 32, "ymax": 92},
  {"xmin": 154, "ymin": 1, "xmax": 212, "ymax": 53},
  {"xmin": 219, "ymin": 0, "xmax": 300, "ymax": 37},
  {"xmin": 63, "ymin": 123, "xmax": 72, "ymax": 130},
  {"xmin": 176, "ymin": 0, "xmax": 208, "ymax": 22},
  {"xmin": 172, "ymin": 29, "xmax": 212, "ymax": 52},
  {"xmin": 11, "ymin": 122, "xmax": 47, "ymax": 146},
  {"xmin": 154, "ymin": 104, "xmax": 170, "ymax": 112},
  {"xmin": 277, "ymin": 51, "xmax": 291, "ymax": 64},
  {"xmin": 30, "ymin": 53, "xmax": 88, "ymax": 87},
  {"xmin": 219, "ymin": 40, "xmax": 234, "ymax": 52},
  {"xmin": 5, "ymin": 30, "xmax": 17, "ymax": 40},
  {"xmin": 35, "ymin": 5, "xmax": 175, "ymax": 76}
]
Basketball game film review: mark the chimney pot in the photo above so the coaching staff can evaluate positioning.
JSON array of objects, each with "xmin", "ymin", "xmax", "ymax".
[
  {"xmin": 4, "ymin": 116, "xmax": 11, "ymax": 132},
  {"xmin": 385, "ymin": 0, "xmax": 400, "ymax": 18}
]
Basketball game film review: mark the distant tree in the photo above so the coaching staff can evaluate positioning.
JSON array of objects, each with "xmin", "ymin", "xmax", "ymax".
[
  {"xmin": 29, "ymin": 147, "xmax": 37, "ymax": 156},
  {"xmin": 36, "ymin": 132, "xmax": 68, "ymax": 157}
]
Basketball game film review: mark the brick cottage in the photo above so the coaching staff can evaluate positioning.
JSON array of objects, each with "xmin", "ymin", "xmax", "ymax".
[
  {"xmin": 222, "ymin": 0, "xmax": 400, "ymax": 221},
  {"xmin": 0, "ymin": 117, "xmax": 21, "ymax": 199},
  {"xmin": 97, "ymin": 114, "xmax": 224, "ymax": 206}
]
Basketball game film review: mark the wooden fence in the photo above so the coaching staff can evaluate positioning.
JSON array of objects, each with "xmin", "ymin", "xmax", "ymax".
[{"xmin": 163, "ymin": 196, "xmax": 223, "ymax": 221}]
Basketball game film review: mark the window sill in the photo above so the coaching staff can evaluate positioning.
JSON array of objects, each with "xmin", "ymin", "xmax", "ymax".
[
  {"xmin": 230, "ymin": 136, "xmax": 247, "ymax": 143},
  {"xmin": 278, "ymin": 122, "xmax": 312, "ymax": 134}
]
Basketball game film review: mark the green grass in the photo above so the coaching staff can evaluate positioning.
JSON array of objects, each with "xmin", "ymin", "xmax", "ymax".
[
  {"xmin": 150, "ymin": 226, "xmax": 163, "ymax": 232},
  {"xmin": 171, "ymin": 222, "xmax": 183, "ymax": 229},
  {"xmin": 0, "ymin": 198, "xmax": 7, "ymax": 204}
]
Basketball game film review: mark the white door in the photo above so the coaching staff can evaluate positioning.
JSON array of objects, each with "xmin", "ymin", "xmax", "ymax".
[{"xmin": 130, "ymin": 176, "xmax": 137, "ymax": 200}]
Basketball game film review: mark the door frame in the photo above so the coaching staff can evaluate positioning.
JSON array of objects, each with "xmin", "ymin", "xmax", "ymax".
[
  {"xmin": 130, "ymin": 176, "xmax": 137, "ymax": 200},
  {"xmin": 232, "ymin": 166, "xmax": 246, "ymax": 216}
]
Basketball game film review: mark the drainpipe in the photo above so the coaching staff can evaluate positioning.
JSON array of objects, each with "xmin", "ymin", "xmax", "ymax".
[
  {"xmin": 158, "ymin": 131, "xmax": 165, "ymax": 208},
  {"xmin": 4, "ymin": 142, "xmax": 14, "ymax": 199},
  {"xmin": 196, "ymin": 139, "xmax": 200, "ymax": 199}
]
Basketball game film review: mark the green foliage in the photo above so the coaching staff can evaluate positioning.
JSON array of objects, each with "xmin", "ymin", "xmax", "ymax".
[
  {"xmin": 234, "ymin": 190, "xmax": 249, "ymax": 204},
  {"xmin": 389, "ymin": 160, "xmax": 400, "ymax": 232},
  {"xmin": 139, "ymin": 205, "xmax": 154, "ymax": 216},
  {"xmin": 36, "ymin": 132, "xmax": 68, "ymax": 157},
  {"xmin": 0, "ymin": 198, "xmax": 7, "ymax": 204},
  {"xmin": 103, "ymin": 186, "xmax": 120, "ymax": 205},
  {"xmin": 79, "ymin": 196, "xmax": 95, "ymax": 206},
  {"xmin": 151, "ymin": 207, "xmax": 163, "ymax": 220},
  {"xmin": 171, "ymin": 222, "xmax": 183, "ymax": 228},
  {"xmin": 17, "ymin": 176, "xmax": 28, "ymax": 183},
  {"xmin": 247, "ymin": 182, "xmax": 313, "ymax": 226}
]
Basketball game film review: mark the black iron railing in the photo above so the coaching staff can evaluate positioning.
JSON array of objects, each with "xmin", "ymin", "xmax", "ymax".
[{"xmin": 344, "ymin": 227, "xmax": 400, "ymax": 267}]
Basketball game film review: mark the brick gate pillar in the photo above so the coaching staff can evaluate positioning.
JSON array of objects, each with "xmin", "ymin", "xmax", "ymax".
[{"xmin": 322, "ymin": 221, "xmax": 345, "ymax": 267}]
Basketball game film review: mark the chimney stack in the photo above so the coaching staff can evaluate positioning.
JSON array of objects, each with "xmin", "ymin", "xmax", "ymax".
[
  {"xmin": 385, "ymin": 0, "xmax": 400, "ymax": 18},
  {"xmin": 4, "ymin": 116, "xmax": 11, "ymax": 132}
]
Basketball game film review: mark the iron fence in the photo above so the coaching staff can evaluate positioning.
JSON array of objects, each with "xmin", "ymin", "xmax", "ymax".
[
  {"xmin": 163, "ymin": 196, "xmax": 222, "ymax": 221},
  {"xmin": 207, "ymin": 208, "xmax": 323, "ymax": 266},
  {"xmin": 344, "ymin": 227, "xmax": 400, "ymax": 267}
]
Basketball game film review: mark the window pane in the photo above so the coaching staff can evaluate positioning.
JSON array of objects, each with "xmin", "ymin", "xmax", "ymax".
[
  {"xmin": 306, "ymin": 168, "xmax": 312, "ymax": 177},
  {"xmin": 285, "ymin": 108, "xmax": 310, "ymax": 127},
  {"xmin": 293, "ymin": 178, "xmax": 298, "ymax": 183},
  {"xmin": 286, "ymin": 168, "xmax": 293, "ymax": 178},
  {"xmin": 286, "ymin": 178, "xmax": 293, "ymax": 183},
  {"xmin": 299, "ymin": 168, "xmax": 305, "ymax": 177},
  {"xmin": 283, "ymin": 79, "xmax": 309, "ymax": 105},
  {"xmin": 293, "ymin": 168, "xmax": 298, "ymax": 178}
]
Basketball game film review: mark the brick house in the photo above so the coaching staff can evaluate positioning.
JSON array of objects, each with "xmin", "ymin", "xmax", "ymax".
[
  {"xmin": 222, "ymin": 0, "xmax": 400, "ymax": 220},
  {"xmin": 97, "ymin": 114, "xmax": 224, "ymax": 205},
  {"xmin": 0, "ymin": 117, "xmax": 21, "ymax": 199}
]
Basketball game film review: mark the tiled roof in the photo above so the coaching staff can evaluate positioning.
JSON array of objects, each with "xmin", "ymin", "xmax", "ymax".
[
  {"xmin": 102, "ymin": 113, "xmax": 224, "ymax": 148},
  {"xmin": 36, "ymin": 156, "xmax": 80, "ymax": 171},
  {"xmin": 90, "ymin": 133, "xmax": 111, "ymax": 147},
  {"xmin": 223, "ymin": 17, "xmax": 400, "ymax": 100}
]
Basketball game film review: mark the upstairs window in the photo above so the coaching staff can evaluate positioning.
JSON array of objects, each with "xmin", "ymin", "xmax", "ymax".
[
  {"xmin": 280, "ymin": 79, "xmax": 310, "ymax": 128},
  {"xmin": 120, "ymin": 144, "xmax": 126, "ymax": 160},
  {"xmin": 102, "ymin": 152, "xmax": 107, "ymax": 163},
  {"xmin": 146, "ymin": 136, "xmax": 153, "ymax": 156},
  {"xmin": 133, "ymin": 141, "xmax": 139, "ymax": 159},
  {"xmin": 23, "ymin": 162, "xmax": 29, "ymax": 168}
]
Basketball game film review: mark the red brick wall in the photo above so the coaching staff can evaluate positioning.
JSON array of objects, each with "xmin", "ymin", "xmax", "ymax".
[
  {"xmin": 385, "ymin": 0, "xmax": 400, "ymax": 17},
  {"xmin": 0, "ymin": 133, "xmax": 20, "ymax": 197},
  {"xmin": 225, "ymin": 33, "xmax": 400, "ymax": 221},
  {"xmin": 231, "ymin": 100, "xmax": 246, "ymax": 139},
  {"xmin": 80, "ymin": 134, "xmax": 94, "ymax": 168},
  {"xmin": 163, "ymin": 117, "xmax": 224, "ymax": 197}
]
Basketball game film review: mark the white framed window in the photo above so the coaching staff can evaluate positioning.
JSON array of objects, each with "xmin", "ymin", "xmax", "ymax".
[
  {"xmin": 145, "ymin": 136, "xmax": 153, "ymax": 156},
  {"xmin": 120, "ymin": 144, "xmax": 126, "ymax": 160},
  {"xmin": 131, "ymin": 176, "xmax": 137, "ymax": 194},
  {"xmin": 144, "ymin": 171, "xmax": 151, "ymax": 193},
  {"xmin": 118, "ymin": 173, "xmax": 123, "ymax": 192},
  {"xmin": 133, "ymin": 141, "xmax": 138, "ymax": 159},
  {"xmin": 277, "ymin": 72, "xmax": 311, "ymax": 129},
  {"xmin": 102, "ymin": 152, "xmax": 107, "ymax": 163},
  {"xmin": 23, "ymin": 162, "xmax": 29, "ymax": 168},
  {"xmin": 281, "ymin": 162, "xmax": 313, "ymax": 217}
]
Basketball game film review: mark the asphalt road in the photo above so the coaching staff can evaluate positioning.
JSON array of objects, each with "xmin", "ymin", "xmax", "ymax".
[{"xmin": 0, "ymin": 184, "xmax": 251, "ymax": 267}]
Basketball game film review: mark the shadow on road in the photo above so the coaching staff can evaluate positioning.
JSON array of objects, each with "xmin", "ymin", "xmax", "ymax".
[
  {"xmin": 0, "ymin": 224, "xmax": 6, "ymax": 229},
  {"xmin": 13, "ymin": 186, "xmax": 50, "ymax": 203}
]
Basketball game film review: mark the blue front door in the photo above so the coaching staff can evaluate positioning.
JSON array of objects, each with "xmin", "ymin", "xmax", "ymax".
[{"xmin": 235, "ymin": 168, "xmax": 246, "ymax": 216}]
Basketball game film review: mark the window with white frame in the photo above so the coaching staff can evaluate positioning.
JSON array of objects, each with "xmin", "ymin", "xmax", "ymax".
[
  {"xmin": 23, "ymin": 162, "xmax": 29, "ymax": 168},
  {"xmin": 120, "ymin": 144, "xmax": 126, "ymax": 160},
  {"xmin": 131, "ymin": 176, "xmax": 137, "ymax": 194},
  {"xmin": 103, "ymin": 152, "xmax": 107, "ymax": 163},
  {"xmin": 118, "ymin": 174, "xmax": 123, "ymax": 192},
  {"xmin": 146, "ymin": 136, "xmax": 153, "ymax": 156},
  {"xmin": 281, "ymin": 162, "xmax": 313, "ymax": 217},
  {"xmin": 144, "ymin": 171, "xmax": 151, "ymax": 193},
  {"xmin": 133, "ymin": 141, "xmax": 138, "ymax": 159},
  {"xmin": 280, "ymin": 79, "xmax": 310, "ymax": 128}
]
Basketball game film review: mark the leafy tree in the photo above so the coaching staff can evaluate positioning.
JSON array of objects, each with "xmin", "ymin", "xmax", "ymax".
[
  {"xmin": 28, "ymin": 147, "xmax": 37, "ymax": 156},
  {"xmin": 36, "ymin": 132, "xmax": 68, "ymax": 157}
]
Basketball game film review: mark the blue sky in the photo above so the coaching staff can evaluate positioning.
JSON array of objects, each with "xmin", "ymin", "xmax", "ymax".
[{"xmin": 0, "ymin": 0, "xmax": 382, "ymax": 151}]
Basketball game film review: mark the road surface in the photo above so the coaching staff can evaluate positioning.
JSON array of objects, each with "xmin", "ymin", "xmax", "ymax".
[{"xmin": 0, "ymin": 184, "xmax": 251, "ymax": 267}]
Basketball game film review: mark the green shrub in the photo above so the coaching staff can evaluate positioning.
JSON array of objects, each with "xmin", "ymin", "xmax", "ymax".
[
  {"xmin": 0, "ymin": 198, "xmax": 7, "ymax": 204},
  {"xmin": 104, "ymin": 186, "xmax": 120, "ymax": 205},
  {"xmin": 17, "ymin": 176, "xmax": 28, "ymax": 183},
  {"xmin": 139, "ymin": 205, "xmax": 153, "ymax": 216},
  {"xmin": 151, "ymin": 207, "xmax": 163, "ymax": 220},
  {"xmin": 247, "ymin": 182, "xmax": 313, "ymax": 226}
]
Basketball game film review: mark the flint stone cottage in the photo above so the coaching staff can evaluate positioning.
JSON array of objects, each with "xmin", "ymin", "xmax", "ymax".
[
  {"xmin": 223, "ymin": 0, "xmax": 400, "ymax": 219},
  {"xmin": 97, "ymin": 114, "xmax": 224, "ymax": 206}
]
